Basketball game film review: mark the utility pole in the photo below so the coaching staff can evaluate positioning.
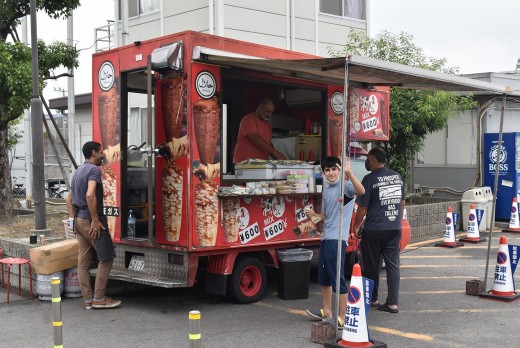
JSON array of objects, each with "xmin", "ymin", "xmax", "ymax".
[{"xmin": 30, "ymin": 0, "xmax": 51, "ymax": 235}]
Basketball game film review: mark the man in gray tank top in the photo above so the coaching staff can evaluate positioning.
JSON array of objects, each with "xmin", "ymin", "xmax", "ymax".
[{"xmin": 66, "ymin": 141, "xmax": 120, "ymax": 310}]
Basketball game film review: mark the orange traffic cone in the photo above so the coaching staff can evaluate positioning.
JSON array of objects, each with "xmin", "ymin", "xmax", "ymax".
[
  {"xmin": 435, "ymin": 207, "xmax": 464, "ymax": 248},
  {"xmin": 480, "ymin": 236, "xmax": 520, "ymax": 302},
  {"xmin": 459, "ymin": 204, "xmax": 486, "ymax": 243},
  {"xmin": 325, "ymin": 264, "xmax": 386, "ymax": 348},
  {"xmin": 502, "ymin": 197, "xmax": 520, "ymax": 233}
]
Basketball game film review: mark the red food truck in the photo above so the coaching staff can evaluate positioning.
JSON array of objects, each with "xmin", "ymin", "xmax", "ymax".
[{"xmin": 92, "ymin": 30, "xmax": 410, "ymax": 303}]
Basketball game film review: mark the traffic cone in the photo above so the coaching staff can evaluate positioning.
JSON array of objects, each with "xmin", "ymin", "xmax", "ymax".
[
  {"xmin": 459, "ymin": 204, "xmax": 486, "ymax": 243},
  {"xmin": 480, "ymin": 236, "xmax": 520, "ymax": 302},
  {"xmin": 502, "ymin": 197, "xmax": 520, "ymax": 233},
  {"xmin": 435, "ymin": 207, "xmax": 464, "ymax": 248},
  {"xmin": 325, "ymin": 264, "xmax": 386, "ymax": 348}
]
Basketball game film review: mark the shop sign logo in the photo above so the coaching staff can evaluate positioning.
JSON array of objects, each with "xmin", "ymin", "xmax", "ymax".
[
  {"xmin": 98, "ymin": 61, "xmax": 115, "ymax": 91},
  {"xmin": 489, "ymin": 144, "xmax": 508, "ymax": 171},
  {"xmin": 195, "ymin": 71, "xmax": 216, "ymax": 99},
  {"xmin": 331, "ymin": 91, "xmax": 344, "ymax": 115}
]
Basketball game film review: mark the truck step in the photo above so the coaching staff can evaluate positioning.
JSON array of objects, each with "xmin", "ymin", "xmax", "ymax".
[{"xmin": 90, "ymin": 268, "xmax": 185, "ymax": 288}]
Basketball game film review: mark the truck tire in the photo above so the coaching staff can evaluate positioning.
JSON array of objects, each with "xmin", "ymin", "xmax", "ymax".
[{"xmin": 227, "ymin": 256, "xmax": 267, "ymax": 304}]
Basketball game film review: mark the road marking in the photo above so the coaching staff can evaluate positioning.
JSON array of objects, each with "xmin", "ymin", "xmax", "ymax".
[
  {"xmin": 369, "ymin": 325, "xmax": 434, "ymax": 342},
  {"xmin": 401, "ymin": 264, "xmax": 486, "ymax": 268},
  {"xmin": 397, "ymin": 276, "xmax": 476, "ymax": 280},
  {"xmin": 400, "ymin": 255, "xmax": 473, "ymax": 258},
  {"xmin": 403, "ymin": 290, "xmax": 466, "ymax": 294}
]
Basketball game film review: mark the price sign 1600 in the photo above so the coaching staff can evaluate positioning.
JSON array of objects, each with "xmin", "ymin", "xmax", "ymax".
[
  {"xmin": 264, "ymin": 220, "xmax": 285, "ymax": 240},
  {"xmin": 239, "ymin": 222, "xmax": 261, "ymax": 244},
  {"xmin": 362, "ymin": 117, "xmax": 378, "ymax": 132}
]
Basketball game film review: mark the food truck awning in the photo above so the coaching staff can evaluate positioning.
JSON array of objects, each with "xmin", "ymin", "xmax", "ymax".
[{"xmin": 193, "ymin": 47, "xmax": 515, "ymax": 95}]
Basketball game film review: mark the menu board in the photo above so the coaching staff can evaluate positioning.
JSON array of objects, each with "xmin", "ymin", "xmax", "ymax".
[{"xmin": 348, "ymin": 87, "xmax": 390, "ymax": 141}]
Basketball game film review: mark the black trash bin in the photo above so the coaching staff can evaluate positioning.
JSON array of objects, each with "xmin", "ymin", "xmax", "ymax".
[{"xmin": 276, "ymin": 248, "xmax": 313, "ymax": 300}]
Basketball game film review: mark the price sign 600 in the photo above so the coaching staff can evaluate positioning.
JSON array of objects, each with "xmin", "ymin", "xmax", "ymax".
[
  {"xmin": 239, "ymin": 222, "xmax": 261, "ymax": 244},
  {"xmin": 264, "ymin": 220, "xmax": 285, "ymax": 240}
]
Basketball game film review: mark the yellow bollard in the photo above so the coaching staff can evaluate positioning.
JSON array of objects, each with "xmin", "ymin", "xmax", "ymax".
[
  {"xmin": 51, "ymin": 277, "xmax": 63, "ymax": 348},
  {"xmin": 188, "ymin": 310, "xmax": 201, "ymax": 348}
]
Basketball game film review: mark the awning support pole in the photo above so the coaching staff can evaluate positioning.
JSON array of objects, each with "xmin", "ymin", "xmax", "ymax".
[{"xmin": 483, "ymin": 94, "xmax": 507, "ymax": 292}]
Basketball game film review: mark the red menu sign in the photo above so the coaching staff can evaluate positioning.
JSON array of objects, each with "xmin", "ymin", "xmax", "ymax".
[{"xmin": 348, "ymin": 87, "xmax": 390, "ymax": 141}]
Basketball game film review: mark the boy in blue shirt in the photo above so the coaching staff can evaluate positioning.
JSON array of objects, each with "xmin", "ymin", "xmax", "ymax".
[{"xmin": 306, "ymin": 156, "xmax": 364, "ymax": 326}]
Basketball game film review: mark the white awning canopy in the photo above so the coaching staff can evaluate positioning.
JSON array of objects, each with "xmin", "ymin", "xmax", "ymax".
[{"xmin": 193, "ymin": 47, "xmax": 515, "ymax": 95}]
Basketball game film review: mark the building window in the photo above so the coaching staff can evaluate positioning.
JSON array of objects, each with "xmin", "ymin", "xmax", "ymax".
[
  {"xmin": 320, "ymin": 0, "xmax": 366, "ymax": 20},
  {"xmin": 139, "ymin": 0, "xmax": 160, "ymax": 15},
  {"xmin": 123, "ymin": 0, "xmax": 160, "ymax": 18}
]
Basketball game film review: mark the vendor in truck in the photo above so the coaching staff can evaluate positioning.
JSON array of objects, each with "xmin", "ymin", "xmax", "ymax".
[{"xmin": 232, "ymin": 98, "xmax": 287, "ymax": 163}]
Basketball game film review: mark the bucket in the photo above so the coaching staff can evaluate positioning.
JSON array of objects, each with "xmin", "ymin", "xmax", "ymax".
[
  {"xmin": 62, "ymin": 219, "xmax": 75, "ymax": 240},
  {"xmin": 64, "ymin": 267, "xmax": 82, "ymax": 298},
  {"xmin": 36, "ymin": 271, "xmax": 64, "ymax": 301}
]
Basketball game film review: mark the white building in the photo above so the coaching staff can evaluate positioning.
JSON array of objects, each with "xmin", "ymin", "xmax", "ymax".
[
  {"xmin": 100, "ymin": 0, "xmax": 368, "ymax": 55},
  {"xmin": 414, "ymin": 72, "xmax": 520, "ymax": 198}
]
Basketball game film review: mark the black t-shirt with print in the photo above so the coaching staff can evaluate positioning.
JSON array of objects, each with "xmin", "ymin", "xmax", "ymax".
[{"xmin": 356, "ymin": 167, "xmax": 404, "ymax": 230}]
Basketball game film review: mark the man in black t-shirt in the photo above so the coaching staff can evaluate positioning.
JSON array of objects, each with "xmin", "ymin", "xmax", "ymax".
[{"xmin": 353, "ymin": 147, "xmax": 405, "ymax": 314}]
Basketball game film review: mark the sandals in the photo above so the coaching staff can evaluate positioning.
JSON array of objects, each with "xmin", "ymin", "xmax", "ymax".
[
  {"xmin": 377, "ymin": 303, "xmax": 399, "ymax": 313},
  {"xmin": 370, "ymin": 301, "xmax": 379, "ymax": 308},
  {"xmin": 306, "ymin": 308, "xmax": 325, "ymax": 320}
]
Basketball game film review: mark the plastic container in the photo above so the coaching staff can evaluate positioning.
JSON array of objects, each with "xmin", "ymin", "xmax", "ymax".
[
  {"xmin": 128, "ymin": 210, "xmax": 136, "ymax": 238},
  {"xmin": 461, "ymin": 188, "xmax": 488, "ymax": 231},
  {"xmin": 62, "ymin": 218, "xmax": 75, "ymax": 240},
  {"xmin": 276, "ymin": 248, "xmax": 313, "ymax": 300},
  {"xmin": 36, "ymin": 271, "xmax": 64, "ymax": 301},
  {"xmin": 481, "ymin": 186, "xmax": 494, "ymax": 230},
  {"xmin": 64, "ymin": 267, "xmax": 82, "ymax": 298}
]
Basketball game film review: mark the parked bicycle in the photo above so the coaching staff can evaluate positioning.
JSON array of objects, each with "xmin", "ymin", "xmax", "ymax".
[
  {"xmin": 45, "ymin": 179, "xmax": 68, "ymax": 199},
  {"xmin": 12, "ymin": 177, "xmax": 26, "ymax": 196}
]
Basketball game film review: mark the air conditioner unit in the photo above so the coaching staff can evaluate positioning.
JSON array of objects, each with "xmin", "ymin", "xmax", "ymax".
[{"xmin": 285, "ymin": 89, "xmax": 322, "ymax": 108}]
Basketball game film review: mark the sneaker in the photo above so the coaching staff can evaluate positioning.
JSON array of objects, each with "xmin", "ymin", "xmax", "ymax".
[
  {"xmin": 92, "ymin": 296, "xmax": 121, "ymax": 309},
  {"xmin": 306, "ymin": 308, "xmax": 325, "ymax": 320},
  {"xmin": 83, "ymin": 301, "xmax": 93, "ymax": 310}
]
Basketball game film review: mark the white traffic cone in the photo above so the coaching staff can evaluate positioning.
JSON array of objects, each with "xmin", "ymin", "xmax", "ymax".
[
  {"xmin": 325, "ymin": 264, "xmax": 386, "ymax": 348},
  {"xmin": 459, "ymin": 204, "xmax": 486, "ymax": 243},
  {"xmin": 436, "ymin": 207, "xmax": 463, "ymax": 248},
  {"xmin": 503, "ymin": 197, "xmax": 520, "ymax": 233},
  {"xmin": 480, "ymin": 236, "xmax": 520, "ymax": 302}
]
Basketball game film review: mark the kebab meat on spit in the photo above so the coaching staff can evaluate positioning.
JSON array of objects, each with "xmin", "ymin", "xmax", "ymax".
[{"xmin": 193, "ymin": 97, "xmax": 220, "ymax": 164}]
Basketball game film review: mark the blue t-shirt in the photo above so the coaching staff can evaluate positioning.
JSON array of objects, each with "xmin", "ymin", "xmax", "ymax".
[
  {"xmin": 356, "ymin": 167, "xmax": 404, "ymax": 230},
  {"xmin": 71, "ymin": 162, "xmax": 103, "ymax": 219},
  {"xmin": 321, "ymin": 180, "xmax": 356, "ymax": 241}
]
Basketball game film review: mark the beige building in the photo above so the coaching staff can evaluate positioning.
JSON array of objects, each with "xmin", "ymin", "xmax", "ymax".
[{"xmin": 99, "ymin": 0, "xmax": 368, "ymax": 56}]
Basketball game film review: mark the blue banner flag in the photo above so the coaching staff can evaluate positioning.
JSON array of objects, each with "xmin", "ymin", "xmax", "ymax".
[
  {"xmin": 453, "ymin": 213, "xmax": 460, "ymax": 230},
  {"xmin": 509, "ymin": 245, "xmax": 520, "ymax": 275},
  {"xmin": 475, "ymin": 209, "xmax": 484, "ymax": 228}
]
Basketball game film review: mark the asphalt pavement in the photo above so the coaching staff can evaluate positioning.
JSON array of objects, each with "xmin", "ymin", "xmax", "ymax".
[{"xmin": 1, "ymin": 231, "xmax": 520, "ymax": 348}]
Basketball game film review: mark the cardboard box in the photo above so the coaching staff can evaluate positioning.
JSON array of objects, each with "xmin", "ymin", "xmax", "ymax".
[{"xmin": 29, "ymin": 239, "xmax": 79, "ymax": 275}]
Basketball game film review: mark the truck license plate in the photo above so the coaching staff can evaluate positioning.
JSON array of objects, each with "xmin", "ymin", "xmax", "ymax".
[{"xmin": 129, "ymin": 255, "xmax": 145, "ymax": 271}]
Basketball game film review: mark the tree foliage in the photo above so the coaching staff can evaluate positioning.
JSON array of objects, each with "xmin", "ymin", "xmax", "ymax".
[
  {"xmin": 0, "ymin": 0, "xmax": 80, "ymax": 218},
  {"xmin": 329, "ymin": 30, "xmax": 476, "ymax": 184}
]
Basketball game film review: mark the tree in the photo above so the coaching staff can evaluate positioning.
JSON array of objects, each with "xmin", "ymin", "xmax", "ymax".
[
  {"xmin": 0, "ymin": 0, "xmax": 80, "ymax": 218},
  {"xmin": 329, "ymin": 30, "xmax": 476, "ymax": 185}
]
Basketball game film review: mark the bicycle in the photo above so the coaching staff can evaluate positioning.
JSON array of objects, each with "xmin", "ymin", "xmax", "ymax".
[
  {"xmin": 45, "ymin": 185, "xmax": 68, "ymax": 199},
  {"xmin": 12, "ymin": 177, "xmax": 26, "ymax": 196}
]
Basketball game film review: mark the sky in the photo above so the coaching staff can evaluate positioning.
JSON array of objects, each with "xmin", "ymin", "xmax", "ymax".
[
  {"xmin": 369, "ymin": 0, "xmax": 520, "ymax": 74},
  {"xmin": 35, "ymin": 0, "xmax": 520, "ymax": 98}
]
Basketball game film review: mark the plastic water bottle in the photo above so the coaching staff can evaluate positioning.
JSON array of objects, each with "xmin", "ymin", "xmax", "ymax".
[{"xmin": 128, "ymin": 210, "xmax": 136, "ymax": 238}]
